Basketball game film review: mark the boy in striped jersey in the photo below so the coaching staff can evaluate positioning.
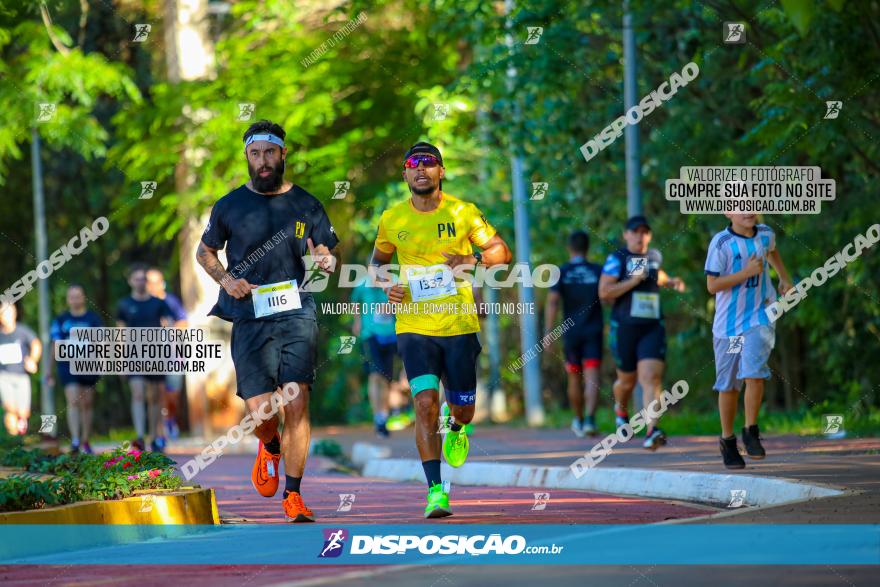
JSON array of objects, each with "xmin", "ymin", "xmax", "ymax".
[{"xmin": 705, "ymin": 214, "xmax": 792, "ymax": 469}]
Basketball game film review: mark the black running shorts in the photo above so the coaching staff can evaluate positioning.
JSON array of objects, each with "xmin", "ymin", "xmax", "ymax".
[
  {"xmin": 231, "ymin": 314, "xmax": 318, "ymax": 399},
  {"xmin": 397, "ymin": 332, "xmax": 481, "ymax": 405},
  {"xmin": 609, "ymin": 319, "xmax": 666, "ymax": 372}
]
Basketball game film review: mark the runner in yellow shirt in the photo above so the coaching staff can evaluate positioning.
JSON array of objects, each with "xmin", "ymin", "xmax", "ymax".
[{"xmin": 370, "ymin": 142, "xmax": 512, "ymax": 518}]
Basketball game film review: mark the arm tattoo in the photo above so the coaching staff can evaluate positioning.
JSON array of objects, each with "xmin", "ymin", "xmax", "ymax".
[{"xmin": 197, "ymin": 242, "xmax": 231, "ymax": 285}]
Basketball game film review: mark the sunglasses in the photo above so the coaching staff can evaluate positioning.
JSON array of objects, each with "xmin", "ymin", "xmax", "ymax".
[{"xmin": 404, "ymin": 154, "xmax": 440, "ymax": 169}]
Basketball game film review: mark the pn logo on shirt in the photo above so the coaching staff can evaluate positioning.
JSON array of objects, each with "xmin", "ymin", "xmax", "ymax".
[
  {"xmin": 319, "ymin": 528, "xmax": 348, "ymax": 558},
  {"xmin": 294, "ymin": 221, "xmax": 306, "ymax": 239}
]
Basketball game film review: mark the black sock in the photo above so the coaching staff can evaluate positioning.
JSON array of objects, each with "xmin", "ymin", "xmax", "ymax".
[
  {"xmin": 283, "ymin": 475, "xmax": 301, "ymax": 496},
  {"xmin": 422, "ymin": 459, "xmax": 442, "ymax": 488},
  {"xmin": 264, "ymin": 434, "xmax": 281, "ymax": 455},
  {"xmin": 449, "ymin": 422, "xmax": 462, "ymax": 432}
]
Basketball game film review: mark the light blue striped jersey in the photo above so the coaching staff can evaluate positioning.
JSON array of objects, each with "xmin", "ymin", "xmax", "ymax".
[{"xmin": 704, "ymin": 224, "xmax": 776, "ymax": 338}]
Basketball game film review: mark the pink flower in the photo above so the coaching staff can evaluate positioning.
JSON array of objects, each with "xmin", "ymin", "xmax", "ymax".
[
  {"xmin": 103, "ymin": 461, "xmax": 113, "ymax": 468},
  {"xmin": 127, "ymin": 475, "xmax": 138, "ymax": 480},
  {"xmin": 149, "ymin": 469, "xmax": 161, "ymax": 478}
]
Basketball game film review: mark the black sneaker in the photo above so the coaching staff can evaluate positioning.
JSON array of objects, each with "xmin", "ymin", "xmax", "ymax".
[
  {"xmin": 742, "ymin": 425, "xmax": 766, "ymax": 459},
  {"xmin": 720, "ymin": 436, "xmax": 745, "ymax": 469}
]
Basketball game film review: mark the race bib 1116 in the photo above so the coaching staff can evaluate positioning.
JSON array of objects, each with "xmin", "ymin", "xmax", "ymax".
[{"xmin": 253, "ymin": 280, "xmax": 302, "ymax": 318}]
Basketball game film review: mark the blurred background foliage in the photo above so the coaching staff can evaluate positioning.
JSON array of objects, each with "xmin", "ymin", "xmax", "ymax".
[{"xmin": 0, "ymin": 0, "xmax": 877, "ymax": 432}]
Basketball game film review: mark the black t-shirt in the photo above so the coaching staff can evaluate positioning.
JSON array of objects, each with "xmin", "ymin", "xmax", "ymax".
[
  {"xmin": 201, "ymin": 184, "xmax": 339, "ymax": 322},
  {"xmin": 117, "ymin": 296, "xmax": 174, "ymax": 328},
  {"xmin": 551, "ymin": 259, "xmax": 603, "ymax": 335},
  {"xmin": 602, "ymin": 247, "xmax": 663, "ymax": 324},
  {"xmin": 51, "ymin": 310, "xmax": 104, "ymax": 341},
  {"xmin": 0, "ymin": 325, "xmax": 37, "ymax": 374}
]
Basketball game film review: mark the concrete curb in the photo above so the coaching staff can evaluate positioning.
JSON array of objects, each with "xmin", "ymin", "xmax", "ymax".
[
  {"xmin": 0, "ymin": 487, "xmax": 219, "ymax": 560},
  {"xmin": 358, "ymin": 449, "xmax": 844, "ymax": 508},
  {"xmin": 0, "ymin": 486, "xmax": 219, "ymax": 525}
]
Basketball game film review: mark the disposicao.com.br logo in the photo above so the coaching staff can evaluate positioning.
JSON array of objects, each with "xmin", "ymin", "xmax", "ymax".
[{"xmin": 318, "ymin": 530, "xmax": 563, "ymax": 557}]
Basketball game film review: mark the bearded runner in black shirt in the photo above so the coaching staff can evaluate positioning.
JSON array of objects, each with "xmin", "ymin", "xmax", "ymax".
[{"xmin": 196, "ymin": 120, "xmax": 338, "ymax": 522}]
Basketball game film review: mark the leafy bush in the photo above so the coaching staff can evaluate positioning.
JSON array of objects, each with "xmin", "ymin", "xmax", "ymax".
[
  {"xmin": 0, "ymin": 475, "xmax": 66, "ymax": 512},
  {"xmin": 311, "ymin": 439, "xmax": 343, "ymax": 458},
  {"xmin": 0, "ymin": 446, "xmax": 182, "ymax": 512}
]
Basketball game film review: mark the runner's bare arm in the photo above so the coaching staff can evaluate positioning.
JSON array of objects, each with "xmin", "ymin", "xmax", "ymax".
[
  {"xmin": 598, "ymin": 272, "xmax": 646, "ymax": 303},
  {"xmin": 196, "ymin": 240, "xmax": 256, "ymax": 299},
  {"xmin": 24, "ymin": 338, "xmax": 41, "ymax": 374},
  {"xmin": 370, "ymin": 246, "xmax": 394, "ymax": 265},
  {"xmin": 306, "ymin": 238, "xmax": 336, "ymax": 272},
  {"xmin": 544, "ymin": 290, "xmax": 561, "ymax": 337},
  {"xmin": 478, "ymin": 234, "xmax": 512, "ymax": 266},
  {"xmin": 442, "ymin": 234, "xmax": 512, "ymax": 268},
  {"xmin": 370, "ymin": 246, "xmax": 403, "ymax": 303},
  {"xmin": 658, "ymin": 270, "xmax": 686, "ymax": 292},
  {"xmin": 766, "ymin": 248, "xmax": 793, "ymax": 295}
]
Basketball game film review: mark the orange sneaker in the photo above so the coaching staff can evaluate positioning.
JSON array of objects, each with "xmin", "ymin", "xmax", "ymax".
[
  {"xmin": 251, "ymin": 436, "xmax": 281, "ymax": 498},
  {"xmin": 282, "ymin": 491, "xmax": 315, "ymax": 523}
]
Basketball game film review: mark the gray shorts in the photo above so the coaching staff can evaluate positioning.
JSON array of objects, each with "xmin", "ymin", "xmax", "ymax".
[
  {"xmin": 713, "ymin": 324, "xmax": 775, "ymax": 392},
  {"xmin": 0, "ymin": 372, "xmax": 32, "ymax": 409}
]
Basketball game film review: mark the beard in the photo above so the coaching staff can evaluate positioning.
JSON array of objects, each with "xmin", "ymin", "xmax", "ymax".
[
  {"xmin": 248, "ymin": 160, "xmax": 285, "ymax": 193},
  {"xmin": 410, "ymin": 177, "xmax": 437, "ymax": 196}
]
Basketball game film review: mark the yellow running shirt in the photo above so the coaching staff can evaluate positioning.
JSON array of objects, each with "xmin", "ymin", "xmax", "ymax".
[{"xmin": 374, "ymin": 192, "xmax": 496, "ymax": 336}]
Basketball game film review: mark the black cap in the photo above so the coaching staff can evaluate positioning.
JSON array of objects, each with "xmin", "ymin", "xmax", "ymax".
[
  {"xmin": 404, "ymin": 142, "xmax": 443, "ymax": 166},
  {"xmin": 625, "ymin": 215, "xmax": 651, "ymax": 231}
]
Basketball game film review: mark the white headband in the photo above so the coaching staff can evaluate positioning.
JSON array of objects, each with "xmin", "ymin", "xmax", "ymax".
[{"xmin": 245, "ymin": 133, "xmax": 285, "ymax": 148}]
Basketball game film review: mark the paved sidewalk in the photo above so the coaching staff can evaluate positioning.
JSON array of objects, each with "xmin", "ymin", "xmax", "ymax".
[
  {"xmin": 3, "ymin": 429, "xmax": 875, "ymax": 587},
  {"xmin": 180, "ymin": 452, "xmax": 712, "ymax": 525},
  {"xmin": 319, "ymin": 425, "xmax": 880, "ymax": 523}
]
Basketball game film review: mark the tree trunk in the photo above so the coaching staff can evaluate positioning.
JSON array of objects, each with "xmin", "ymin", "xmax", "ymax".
[{"xmin": 163, "ymin": 0, "xmax": 235, "ymax": 438}]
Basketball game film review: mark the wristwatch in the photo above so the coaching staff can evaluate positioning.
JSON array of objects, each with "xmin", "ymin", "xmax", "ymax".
[{"xmin": 472, "ymin": 251, "xmax": 483, "ymax": 265}]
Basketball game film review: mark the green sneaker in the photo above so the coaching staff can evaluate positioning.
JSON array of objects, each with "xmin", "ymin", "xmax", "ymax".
[
  {"xmin": 440, "ymin": 402, "xmax": 472, "ymax": 434},
  {"xmin": 386, "ymin": 410, "xmax": 414, "ymax": 432},
  {"xmin": 443, "ymin": 426, "xmax": 470, "ymax": 468},
  {"xmin": 424, "ymin": 482, "xmax": 452, "ymax": 518}
]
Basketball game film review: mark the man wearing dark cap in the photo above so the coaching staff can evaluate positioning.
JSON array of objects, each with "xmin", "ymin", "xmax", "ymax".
[
  {"xmin": 370, "ymin": 141, "xmax": 512, "ymax": 518},
  {"xmin": 196, "ymin": 119, "xmax": 338, "ymax": 522},
  {"xmin": 598, "ymin": 216, "xmax": 686, "ymax": 450}
]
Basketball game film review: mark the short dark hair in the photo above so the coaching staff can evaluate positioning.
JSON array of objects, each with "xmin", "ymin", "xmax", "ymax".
[
  {"xmin": 568, "ymin": 230, "xmax": 590, "ymax": 254},
  {"xmin": 127, "ymin": 263, "xmax": 148, "ymax": 278},
  {"xmin": 243, "ymin": 120, "xmax": 286, "ymax": 144},
  {"xmin": 67, "ymin": 283, "xmax": 85, "ymax": 293}
]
